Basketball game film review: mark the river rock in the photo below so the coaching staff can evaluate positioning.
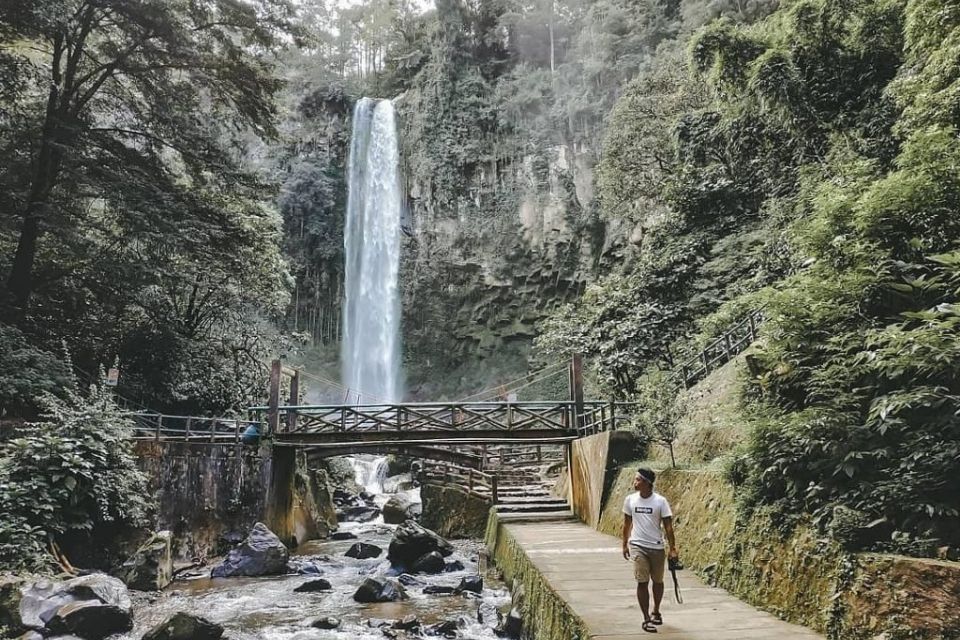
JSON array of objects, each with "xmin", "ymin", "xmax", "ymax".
[
  {"xmin": 345, "ymin": 542, "xmax": 383, "ymax": 559},
  {"xmin": 396, "ymin": 574, "xmax": 422, "ymax": 586},
  {"xmin": 122, "ymin": 530, "xmax": 174, "ymax": 591},
  {"xmin": 427, "ymin": 619, "xmax": 459, "ymax": 638},
  {"xmin": 211, "ymin": 523, "xmax": 289, "ymax": 578},
  {"xmin": 496, "ymin": 607, "xmax": 523, "ymax": 639},
  {"xmin": 456, "ymin": 575, "xmax": 482, "ymax": 594},
  {"xmin": 294, "ymin": 578, "xmax": 332, "ymax": 593},
  {"xmin": 422, "ymin": 585, "xmax": 455, "ymax": 595},
  {"xmin": 393, "ymin": 615, "xmax": 420, "ymax": 630},
  {"xmin": 46, "ymin": 600, "xmax": 133, "ymax": 639},
  {"xmin": 353, "ymin": 578, "xmax": 408, "ymax": 603},
  {"xmin": 387, "ymin": 522, "xmax": 453, "ymax": 568},
  {"xmin": 444, "ymin": 560, "xmax": 465, "ymax": 572},
  {"xmin": 16, "ymin": 632, "xmax": 44, "ymax": 640},
  {"xmin": 18, "ymin": 574, "xmax": 131, "ymax": 633},
  {"xmin": 411, "ymin": 551, "xmax": 445, "ymax": 574},
  {"xmin": 309, "ymin": 616, "xmax": 341, "ymax": 629},
  {"xmin": 337, "ymin": 506, "xmax": 381, "ymax": 522},
  {"xmin": 382, "ymin": 494, "xmax": 420, "ymax": 524},
  {"xmin": 330, "ymin": 531, "xmax": 357, "ymax": 541},
  {"xmin": 142, "ymin": 612, "xmax": 223, "ymax": 640}
]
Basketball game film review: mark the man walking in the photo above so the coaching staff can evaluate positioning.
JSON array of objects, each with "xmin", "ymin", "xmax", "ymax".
[{"xmin": 621, "ymin": 467, "xmax": 678, "ymax": 633}]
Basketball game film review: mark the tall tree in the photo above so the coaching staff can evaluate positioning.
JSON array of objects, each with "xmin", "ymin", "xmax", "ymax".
[{"xmin": 0, "ymin": 0, "xmax": 296, "ymax": 318}]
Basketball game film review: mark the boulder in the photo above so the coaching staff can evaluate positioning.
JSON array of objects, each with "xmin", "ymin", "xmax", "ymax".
[
  {"xmin": 387, "ymin": 522, "xmax": 453, "ymax": 568},
  {"xmin": 336, "ymin": 506, "xmax": 381, "ymax": 523},
  {"xmin": 142, "ymin": 612, "xmax": 223, "ymax": 640},
  {"xmin": 330, "ymin": 532, "xmax": 357, "ymax": 541},
  {"xmin": 422, "ymin": 585, "xmax": 455, "ymax": 595},
  {"xmin": 345, "ymin": 542, "xmax": 383, "ymax": 560},
  {"xmin": 443, "ymin": 560, "xmax": 465, "ymax": 572},
  {"xmin": 16, "ymin": 632, "xmax": 44, "ymax": 640},
  {"xmin": 456, "ymin": 575, "xmax": 482, "ymax": 594},
  {"xmin": 1, "ymin": 575, "xmax": 28, "ymax": 634},
  {"xmin": 294, "ymin": 579, "xmax": 332, "ymax": 593},
  {"xmin": 309, "ymin": 616, "xmax": 341, "ymax": 630},
  {"xmin": 382, "ymin": 494, "xmax": 420, "ymax": 524},
  {"xmin": 46, "ymin": 600, "xmax": 133, "ymax": 639},
  {"xmin": 496, "ymin": 608, "xmax": 523, "ymax": 639},
  {"xmin": 411, "ymin": 551, "xmax": 445, "ymax": 574},
  {"xmin": 352, "ymin": 578, "xmax": 408, "ymax": 603},
  {"xmin": 122, "ymin": 530, "xmax": 174, "ymax": 591},
  {"xmin": 18, "ymin": 575, "xmax": 131, "ymax": 633},
  {"xmin": 289, "ymin": 559, "xmax": 325, "ymax": 575},
  {"xmin": 211, "ymin": 523, "xmax": 289, "ymax": 578}
]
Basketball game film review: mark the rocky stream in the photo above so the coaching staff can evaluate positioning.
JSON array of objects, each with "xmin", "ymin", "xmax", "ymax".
[{"xmin": 3, "ymin": 456, "xmax": 522, "ymax": 640}]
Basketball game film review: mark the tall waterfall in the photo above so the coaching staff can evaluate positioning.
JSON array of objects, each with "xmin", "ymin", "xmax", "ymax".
[{"xmin": 342, "ymin": 98, "xmax": 402, "ymax": 403}]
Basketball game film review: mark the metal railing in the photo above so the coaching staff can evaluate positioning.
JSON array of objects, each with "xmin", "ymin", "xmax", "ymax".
[
  {"xmin": 125, "ymin": 412, "xmax": 262, "ymax": 445},
  {"xmin": 678, "ymin": 309, "xmax": 763, "ymax": 388}
]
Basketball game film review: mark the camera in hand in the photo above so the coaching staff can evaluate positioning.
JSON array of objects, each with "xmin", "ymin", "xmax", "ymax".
[{"xmin": 668, "ymin": 557, "xmax": 684, "ymax": 571}]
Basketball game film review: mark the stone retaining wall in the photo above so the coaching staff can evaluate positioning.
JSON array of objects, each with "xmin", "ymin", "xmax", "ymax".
[
  {"xmin": 134, "ymin": 442, "xmax": 335, "ymax": 559},
  {"xmin": 420, "ymin": 484, "xmax": 491, "ymax": 539},
  {"xmin": 484, "ymin": 514, "xmax": 591, "ymax": 640}
]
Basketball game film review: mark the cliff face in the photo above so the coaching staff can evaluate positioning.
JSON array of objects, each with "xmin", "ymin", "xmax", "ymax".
[{"xmin": 395, "ymin": 122, "xmax": 614, "ymax": 396}]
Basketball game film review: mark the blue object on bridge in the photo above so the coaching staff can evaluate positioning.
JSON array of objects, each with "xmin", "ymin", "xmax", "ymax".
[{"xmin": 242, "ymin": 422, "xmax": 262, "ymax": 445}]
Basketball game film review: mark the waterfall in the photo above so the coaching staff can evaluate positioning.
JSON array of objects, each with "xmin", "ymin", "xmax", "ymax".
[
  {"xmin": 349, "ymin": 455, "xmax": 390, "ymax": 495},
  {"xmin": 341, "ymin": 97, "xmax": 403, "ymax": 404}
]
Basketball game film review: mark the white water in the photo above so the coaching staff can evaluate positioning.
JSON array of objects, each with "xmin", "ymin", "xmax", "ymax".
[
  {"xmin": 349, "ymin": 455, "xmax": 390, "ymax": 494},
  {"xmin": 341, "ymin": 97, "xmax": 403, "ymax": 404}
]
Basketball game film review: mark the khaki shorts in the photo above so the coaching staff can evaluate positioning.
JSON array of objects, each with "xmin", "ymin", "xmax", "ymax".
[{"xmin": 630, "ymin": 544, "xmax": 666, "ymax": 584}]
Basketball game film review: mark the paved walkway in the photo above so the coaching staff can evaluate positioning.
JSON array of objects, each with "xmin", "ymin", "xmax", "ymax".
[{"xmin": 506, "ymin": 521, "xmax": 824, "ymax": 639}]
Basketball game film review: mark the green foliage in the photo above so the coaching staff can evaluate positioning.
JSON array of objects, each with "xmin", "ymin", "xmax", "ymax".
[
  {"xmin": 0, "ymin": 387, "xmax": 151, "ymax": 571},
  {"xmin": 631, "ymin": 369, "xmax": 685, "ymax": 467},
  {"xmin": 0, "ymin": 324, "xmax": 75, "ymax": 417}
]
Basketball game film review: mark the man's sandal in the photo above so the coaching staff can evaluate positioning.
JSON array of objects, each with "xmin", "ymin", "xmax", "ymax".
[
  {"xmin": 651, "ymin": 612, "xmax": 663, "ymax": 625},
  {"xmin": 642, "ymin": 620, "xmax": 658, "ymax": 633}
]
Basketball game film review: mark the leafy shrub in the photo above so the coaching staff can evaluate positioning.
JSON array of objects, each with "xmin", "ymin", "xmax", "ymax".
[
  {"xmin": 0, "ymin": 387, "xmax": 151, "ymax": 571},
  {"xmin": 0, "ymin": 324, "xmax": 75, "ymax": 418}
]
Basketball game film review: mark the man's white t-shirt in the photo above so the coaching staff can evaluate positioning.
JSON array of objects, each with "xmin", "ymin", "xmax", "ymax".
[{"xmin": 622, "ymin": 491, "xmax": 673, "ymax": 549}]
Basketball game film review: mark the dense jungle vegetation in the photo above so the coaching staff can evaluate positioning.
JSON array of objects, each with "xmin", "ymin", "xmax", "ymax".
[{"xmin": 1, "ymin": 0, "xmax": 958, "ymax": 563}]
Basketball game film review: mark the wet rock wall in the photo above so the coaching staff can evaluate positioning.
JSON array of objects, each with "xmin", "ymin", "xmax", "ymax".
[
  {"xmin": 420, "ymin": 484, "xmax": 490, "ymax": 539},
  {"xmin": 134, "ymin": 442, "xmax": 335, "ymax": 559}
]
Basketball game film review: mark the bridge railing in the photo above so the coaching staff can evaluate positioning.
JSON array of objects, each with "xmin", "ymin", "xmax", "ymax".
[
  {"xmin": 250, "ymin": 400, "xmax": 613, "ymax": 435},
  {"xmin": 124, "ymin": 412, "xmax": 262, "ymax": 444},
  {"xmin": 420, "ymin": 461, "xmax": 499, "ymax": 504}
]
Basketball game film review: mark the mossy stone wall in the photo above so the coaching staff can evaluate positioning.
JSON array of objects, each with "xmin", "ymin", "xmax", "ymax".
[
  {"xmin": 485, "ymin": 514, "xmax": 591, "ymax": 640},
  {"xmin": 421, "ymin": 484, "xmax": 491, "ymax": 539}
]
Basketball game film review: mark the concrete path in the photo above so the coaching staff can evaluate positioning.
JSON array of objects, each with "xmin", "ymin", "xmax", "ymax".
[{"xmin": 506, "ymin": 521, "xmax": 825, "ymax": 639}]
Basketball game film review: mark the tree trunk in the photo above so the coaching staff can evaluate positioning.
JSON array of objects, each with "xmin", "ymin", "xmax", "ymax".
[{"xmin": 6, "ymin": 97, "xmax": 64, "ymax": 317}]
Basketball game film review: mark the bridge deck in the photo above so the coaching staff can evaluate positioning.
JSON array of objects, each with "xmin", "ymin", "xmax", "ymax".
[{"xmin": 504, "ymin": 520, "xmax": 824, "ymax": 639}]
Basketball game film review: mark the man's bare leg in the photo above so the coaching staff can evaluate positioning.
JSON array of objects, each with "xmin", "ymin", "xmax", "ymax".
[
  {"xmin": 636, "ymin": 581, "xmax": 651, "ymax": 620},
  {"xmin": 652, "ymin": 581, "xmax": 664, "ymax": 617}
]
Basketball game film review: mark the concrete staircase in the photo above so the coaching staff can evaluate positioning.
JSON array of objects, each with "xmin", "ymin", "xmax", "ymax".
[{"xmin": 494, "ymin": 482, "xmax": 576, "ymax": 522}]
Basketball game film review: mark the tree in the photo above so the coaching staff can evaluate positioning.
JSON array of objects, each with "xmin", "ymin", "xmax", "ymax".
[{"xmin": 0, "ymin": 0, "xmax": 297, "ymax": 317}]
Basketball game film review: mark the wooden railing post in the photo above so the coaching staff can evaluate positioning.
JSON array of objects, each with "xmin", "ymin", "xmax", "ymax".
[
  {"xmin": 468, "ymin": 468, "xmax": 474, "ymax": 493},
  {"xmin": 267, "ymin": 359, "xmax": 281, "ymax": 435},
  {"xmin": 491, "ymin": 475, "xmax": 498, "ymax": 505},
  {"xmin": 155, "ymin": 415, "xmax": 162, "ymax": 442},
  {"xmin": 569, "ymin": 354, "xmax": 584, "ymax": 428},
  {"xmin": 287, "ymin": 369, "xmax": 299, "ymax": 432},
  {"xmin": 185, "ymin": 417, "xmax": 192, "ymax": 442},
  {"xmin": 609, "ymin": 400, "xmax": 616, "ymax": 432}
]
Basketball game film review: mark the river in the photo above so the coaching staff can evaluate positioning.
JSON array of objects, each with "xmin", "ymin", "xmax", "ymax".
[{"xmin": 122, "ymin": 456, "xmax": 512, "ymax": 639}]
